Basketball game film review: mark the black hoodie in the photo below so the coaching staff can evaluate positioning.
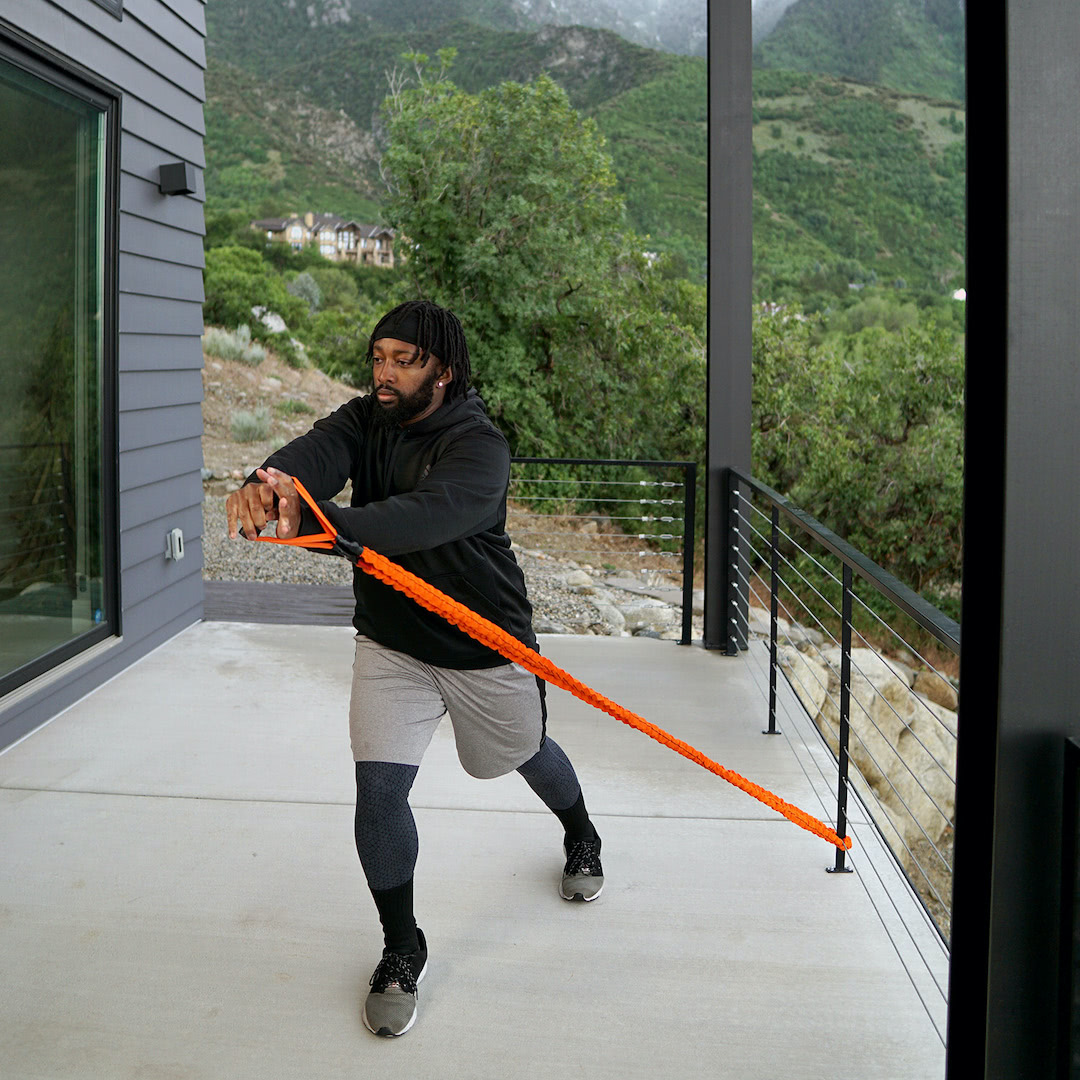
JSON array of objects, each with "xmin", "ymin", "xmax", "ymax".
[{"xmin": 257, "ymin": 388, "xmax": 536, "ymax": 669}]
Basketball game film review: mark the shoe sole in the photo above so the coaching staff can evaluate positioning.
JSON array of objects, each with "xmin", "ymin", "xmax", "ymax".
[
  {"xmin": 363, "ymin": 957, "xmax": 428, "ymax": 1037},
  {"xmin": 560, "ymin": 883, "xmax": 604, "ymax": 901}
]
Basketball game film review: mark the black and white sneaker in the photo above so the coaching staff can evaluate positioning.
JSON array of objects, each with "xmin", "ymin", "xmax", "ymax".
[
  {"xmin": 560, "ymin": 835, "xmax": 604, "ymax": 901},
  {"xmin": 362, "ymin": 928, "xmax": 428, "ymax": 1037}
]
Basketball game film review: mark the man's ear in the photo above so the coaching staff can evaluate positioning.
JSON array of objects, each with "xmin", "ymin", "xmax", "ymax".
[{"xmin": 437, "ymin": 366, "xmax": 453, "ymax": 387}]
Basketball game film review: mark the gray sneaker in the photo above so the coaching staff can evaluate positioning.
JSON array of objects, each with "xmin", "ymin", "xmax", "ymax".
[
  {"xmin": 362, "ymin": 928, "xmax": 428, "ymax": 1037},
  {"xmin": 560, "ymin": 835, "xmax": 604, "ymax": 901}
]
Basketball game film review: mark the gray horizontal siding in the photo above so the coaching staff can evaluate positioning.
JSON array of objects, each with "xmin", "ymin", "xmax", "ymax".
[
  {"xmin": 0, "ymin": 0, "xmax": 207, "ymax": 749},
  {"xmin": 120, "ymin": 293, "xmax": 205, "ymax": 335},
  {"xmin": 13, "ymin": 3, "xmax": 205, "ymax": 123},
  {"xmin": 121, "ymin": 403, "xmax": 203, "ymax": 450},
  {"xmin": 119, "ymin": 472, "xmax": 203, "ymax": 533},
  {"xmin": 132, "ymin": 1, "xmax": 205, "ymax": 68},
  {"xmin": 122, "ymin": 573, "xmax": 203, "ymax": 641},
  {"xmin": 121, "ymin": 173, "xmax": 205, "ymax": 229},
  {"xmin": 123, "ymin": 537, "xmax": 203, "ymax": 610},
  {"xmin": 119, "ymin": 437, "xmax": 203, "ymax": 491},
  {"xmin": 120, "ymin": 370, "xmax": 202, "ymax": 411},
  {"xmin": 130, "ymin": 0, "xmax": 204, "ymax": 66},
  {"xmin": 120, "ymin": 333, "xmax": 206, "ymax": 372},
  {"xmin": 120, "ymin": 216, "xmax": 205, "ymax": 266},
  {"xmin": 121, "ymin": 96, "xmax": 205, "ymax": 166},
  {"xmin": 120, "ymin": 501, "xmax": 203, "ymax": 567},
  {"xmin": 121, "ymin": 132, "xmax": 204, "ymax": 200},
  {"xmin": 119, "ymin": 255, "xmax": 204, "ymax": 302},
  {"xmin": 156, "ymin": 0, "xmax": 205, "ymax": 38}
]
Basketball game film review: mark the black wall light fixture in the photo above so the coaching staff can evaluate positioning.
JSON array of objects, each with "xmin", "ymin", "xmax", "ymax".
[{"xmin": 158, "ymin": 162, "xmax": 196, "ymax": 196}]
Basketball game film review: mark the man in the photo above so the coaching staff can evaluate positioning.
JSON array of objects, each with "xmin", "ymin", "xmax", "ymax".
[{"xmin": 226, "ymin": 299, "xmax": 603, "ymax": 1038}]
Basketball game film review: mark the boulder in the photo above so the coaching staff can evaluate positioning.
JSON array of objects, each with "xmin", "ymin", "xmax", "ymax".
[
  {"xmin": 563, "ymin": 569, "xmax": 593, "ymax": 587},
  {"xmin": 913, "ymin": 670, "xmax": 959, "ymax": 711},
  {"xmin": 820, "ymin": 646, "xmax": 914, "ymax": 692},
  {"xmin": 251, "ymin": 305, "xmax": 288, "ymax": 334},
  {"xmin": 620, "ymin": 599, "xmax": 677, "ymax": 633},
  {"xmin": 747, "ymin": 606, "xmax": 789, "ymax": 638},
  {"xmin": 591, "ymin": 602, "xmax": 626, "ymax": 634},
  {"xmin": 777, "ymin": 645, "xmax": 830, "ymax": 720},
  {"xmin": 788, "ymin": 622, "xmax": 826, "ymax": 651}
]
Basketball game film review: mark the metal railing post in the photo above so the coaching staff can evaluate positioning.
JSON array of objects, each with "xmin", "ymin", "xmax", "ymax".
[
  {"xmin": 680, "ymin": 462, "xmax": 697, "ymax": 645},
  {"xmin": 765, "ymin": 504, "xmax": 781, "ymax": 734},
  {"xmin": 828, "ymin": 562, "xmax": 854, "ymax": 874},
  {"xmin": 727, "ymin": 473, "xmax": 747, "ymax": 654}
]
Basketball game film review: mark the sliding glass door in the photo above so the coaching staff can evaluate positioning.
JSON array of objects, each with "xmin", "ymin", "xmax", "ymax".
[{"xmin": 0, "ymin": 44, "xmax": 116, "ymax": 693}]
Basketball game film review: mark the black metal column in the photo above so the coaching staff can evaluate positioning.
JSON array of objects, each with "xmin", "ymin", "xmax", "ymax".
[
  {"xmin": 704, "ymin": 0, "xmax": 753, "ymax": 652},
  {"xmin": 948, "ymin": 1, "xmax": 1080, "ymax": 1076}
]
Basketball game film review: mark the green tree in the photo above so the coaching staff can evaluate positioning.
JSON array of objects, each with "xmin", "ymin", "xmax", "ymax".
[
  {"xmin": 378, "ymin": 56, "xmax": 709, "ymax": 461},
  {"xmin": 752, "ymin": 310, "xmax": 963, "ymax": 606},
  {"xmin": 202, "ymin": 245, "xmax": 308, "ymax": 332},
  {"xmin": 380, "ymin": 58, "xmax": 632, "ymax": 448}
]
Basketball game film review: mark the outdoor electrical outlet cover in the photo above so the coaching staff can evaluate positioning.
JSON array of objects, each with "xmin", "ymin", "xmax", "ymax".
[{"xmin": 166, "ymin": 527, "xmax": 185, "ymax": 561}]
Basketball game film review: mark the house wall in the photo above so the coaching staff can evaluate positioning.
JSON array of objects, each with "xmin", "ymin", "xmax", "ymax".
[{"xmin": 0, "ymin": 0, "xmax": 206, "ymax": 749}]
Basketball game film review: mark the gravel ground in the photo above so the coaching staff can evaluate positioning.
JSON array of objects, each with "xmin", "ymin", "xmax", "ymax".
[{"xmin": 200, "ymin": 495, "xmax": 650, "ymax": 635}]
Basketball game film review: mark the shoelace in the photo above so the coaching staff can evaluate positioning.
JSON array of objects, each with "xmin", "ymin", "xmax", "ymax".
[
  {"xmin": 564, "ymin": 839, "xmax": 603, "ymax": 877},
  {"xmin": 370, "ymin": 950, "xmax": 419, "ymax": 995}
]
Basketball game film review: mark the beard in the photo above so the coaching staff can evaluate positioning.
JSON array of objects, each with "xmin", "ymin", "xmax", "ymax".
[{"xmin": 371, "ymin": 365, "xmax": 441, "ymax": 430}]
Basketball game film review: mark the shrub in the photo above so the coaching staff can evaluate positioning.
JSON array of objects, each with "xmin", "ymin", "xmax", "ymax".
[
  {"xmin": 230, "ymin": 407, "xmax": 271, "ymax": 443},
  {"xmin": 274, "ymin": 398, "xmax": 315, "ymax": 417},
  {"xmin": 286, "ymin": 271, "xmax": 322, "ymax": 314},
  {"xmin": 308, "ymin": 266, "xmax": 360, "ymax": 310},
  {"xmin": 305, "ymin": 309, "xmax": 372, "ymax": 386},
  {"xmin": 203, "ymin": 245, "xmax": 308, "ymax": 332},
  {"xmin": 202, "ymin": 324, "xmax": 266, "ymax": 366}
]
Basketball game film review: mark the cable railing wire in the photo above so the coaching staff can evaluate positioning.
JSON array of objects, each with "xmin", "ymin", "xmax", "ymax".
[
  {"xmin": 740, "ymin": 498, "xmax": 957, "ymax": 794},
  {"xmin": 731, "ymin": 470, "xmax": 959, "ymax": 949},
  {"xmin": 763, "ymin": 638, "xmax": 955, "ymax": 924},
  {"xmin": 745, "ymin": 526, "xmax": 958, "ymax": 768},
  {"xmin": 763, "ymin": 652, "xmax": 954, "ymax": 977},
  {"xmin": 749, "ymin": 602, "xmax": 955, "ymax": 864},
  {"xmin": 746, "ymin": 619, "xmax": 954, "ymax": 968},
  {"xmin": 511, "ymin": 495, "xmax": 682, "ymax": 506},
  {"xmin": 739, "ymin": 636, "xmax": 949, "ymax": 1041}
]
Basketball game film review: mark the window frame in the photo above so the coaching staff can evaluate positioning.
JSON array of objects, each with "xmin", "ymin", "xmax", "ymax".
[{"xmin": 0, "ymin": 27, "xmax": 122, "ymax": 698}]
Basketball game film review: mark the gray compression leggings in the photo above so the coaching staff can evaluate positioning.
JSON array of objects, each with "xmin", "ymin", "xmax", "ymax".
[{"xmin": 354, "ymin": 738, "xmax": 582, "ymax": 892}]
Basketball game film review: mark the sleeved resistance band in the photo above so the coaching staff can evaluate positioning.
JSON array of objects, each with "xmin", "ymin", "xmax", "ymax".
[{"xmin": 251, "ymin": 475, "xmax": 852, "ymax": 852}]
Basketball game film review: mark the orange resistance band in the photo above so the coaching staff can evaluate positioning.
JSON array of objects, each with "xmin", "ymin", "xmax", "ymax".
[{"xmin": 254, "ymin": 476, "xmax": 853, "ymax": 852}]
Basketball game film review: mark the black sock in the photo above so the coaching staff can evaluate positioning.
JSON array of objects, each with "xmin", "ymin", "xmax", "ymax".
[
  {"xmin": 554, "ymin": 792, "xmax": 597, "ymax": 845},
  {"xmin": 370, "ymin": 878, "xmax": 419, "ymax": 955}
]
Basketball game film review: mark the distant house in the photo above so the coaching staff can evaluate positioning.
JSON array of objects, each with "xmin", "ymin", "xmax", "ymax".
[{"xmin": 252, "ymin": 212, "xmax": 397, "ymax": 267}]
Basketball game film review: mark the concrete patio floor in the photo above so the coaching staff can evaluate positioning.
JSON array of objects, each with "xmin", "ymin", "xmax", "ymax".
[{"xmin": 0, "ymin": 624, "xmax": 946, "ymax": 1079}]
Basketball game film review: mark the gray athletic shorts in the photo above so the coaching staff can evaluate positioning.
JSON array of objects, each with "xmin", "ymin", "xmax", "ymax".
[{"xmin": 349, "ymin": 635, "xmax": 546, "ymax": 779}]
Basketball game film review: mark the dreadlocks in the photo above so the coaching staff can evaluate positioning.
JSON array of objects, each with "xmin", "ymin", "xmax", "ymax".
[{"xmin": 366, "ymin": 299, "xmax": 472, "ymax": 401}]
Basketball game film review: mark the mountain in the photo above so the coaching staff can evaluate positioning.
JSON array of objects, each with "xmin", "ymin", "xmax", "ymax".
[
  {"xmin": 753, "ymin": 0, "xmax": 800, "ymax": 42},
  {"xmin": 754, "ymin": 0, "xmax": 965, "ymax": 101},
  {"xmin": 204, "ymin": 0, "xmax": 965, "ymax": 295},
  {"xmin": 750, "ymin": 68, "xmax": 965, "ymax": 299},
  {"xmin": 509, "ymin": 0, "xmax": 706, "ymax": 57}
]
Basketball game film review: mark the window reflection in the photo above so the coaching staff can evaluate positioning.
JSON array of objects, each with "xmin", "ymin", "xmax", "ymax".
[{"xmin": 0, "ymin": 56, "xmax": 108, "ymax": 686}]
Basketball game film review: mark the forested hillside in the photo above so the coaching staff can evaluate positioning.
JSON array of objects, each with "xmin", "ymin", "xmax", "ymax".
[
  {"xmin": 205, "ymin": 0, "xmax": 964, "ymax": 295},
  {"xmin": 754, "ymin": 0, "xmax": 965, "ymax": 100}
]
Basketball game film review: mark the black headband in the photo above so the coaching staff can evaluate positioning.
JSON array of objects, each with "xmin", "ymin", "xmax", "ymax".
[{"xmin": 371, "ymin": 308, "xmax": 445, "ymax": 363}]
